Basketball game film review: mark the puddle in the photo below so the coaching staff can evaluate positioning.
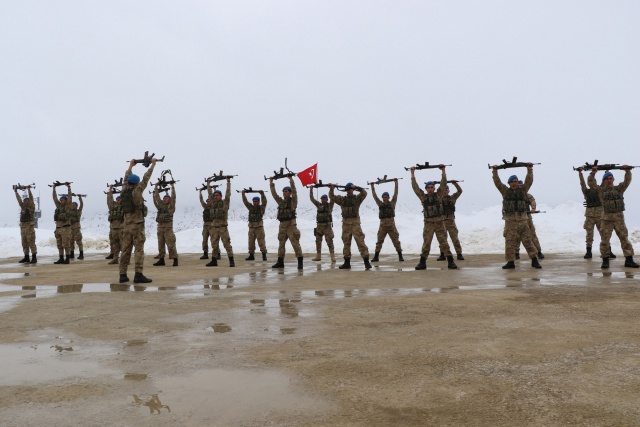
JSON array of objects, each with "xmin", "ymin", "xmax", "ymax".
[
  {"xmin": 210, "ymin": 323, "xmax": 232, "ymax": 333},
  {"xmin": 124, "ymin": 339, "xmax": 147, "ymax": 347},
  {"xmin": 125, "ymin": 373, "xmax": 148, "ymax": 381},
  {"xmin": 280, "ymin": 327, "xmax": 297, "ymax": 335},
  {"xmin": 133, "ymin": 394, "xmax": 170, "ymax": 413}
]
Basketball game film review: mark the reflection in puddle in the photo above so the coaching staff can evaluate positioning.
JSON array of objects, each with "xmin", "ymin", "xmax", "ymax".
[
  {"xmin": 279, "ymin": 299, "xmax": 299, "ymax": 318},
  {"xmin": 280, "ymin": 328, "xmax": 296, "ymax": 335},
  {"xmin": 125, "ymin": 339, "xmax": 147, "ymax": 347},
  {"xmin": 210, "ymin": 323, "xmax": 232, "ymax": 333},
  {"xmin": 133, "ymin": 394, "xmax": 171, "ymax": 414},
  {"xmin": 125, "ymin": 373, "xmax": 148, "ymax": 381},
  {"xmin": 51, "ymin": 345, "xmax": 73, "ymax": 352}
]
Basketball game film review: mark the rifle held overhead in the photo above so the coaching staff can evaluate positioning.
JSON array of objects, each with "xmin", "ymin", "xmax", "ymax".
[
  {"xmin": 13, "ymin": 183, "xmax": 35, "ymax": 191},
  {"xmin": 128, "ymin": 151, "xmax": 165, "ymax": 168},
  {"xmin": 367, "ymin": 175, "xmax": 403, "ymax": 185},
  {"xmin": 404, "ymin": 162, "xmax": 451, "ymax": 171},
  {"xmin": 488, "ymin": 157, "xmax": 540, "ymax": 170}
]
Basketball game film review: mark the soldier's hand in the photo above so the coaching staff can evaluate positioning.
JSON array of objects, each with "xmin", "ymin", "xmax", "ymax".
[
  {"xmin": 527, "ymin": 163, "xmax": 533, "ymax": 170},
  {"xmin": 269, "ymin": 177, "xmax": 274, "ymax": 184},
  {"xmin": 259, "ymin": 190, "xmax": 264, "ymax": 194},
  {"xmin": 130, "ymin": 159, "xmax": 136, "ymax": 168},
  {"xmin": 330, "ymin": 184, "xmax": 335, "ymax": 189},
  {"xmin": 242, "ymin": 190, "xmax": 246, "ymax": 194},
  {"xmin": 27, "ymin": 185, "xmax": 31, "ymax": 189},
  {"xmin": 622, "ymin": 164, "xmax": 630, "ymax": 170},
  {"xmin": 439, "ymin": 164, "xmax": 445, "ymax": 170},
  {"xmin": 491, "ymin": 165, "xmax": 498, "ymax": 170},
  {"xmin": 592, "ymin": 166, "xmax": 598, "ymax": 173},
  {"xmin": 151, "ymin": 158, "xmax": 157, "ymax": 166},
  {"xmin": 410, "ymin": 167, "xmax": 415, "ymax": 172},
  {"xmin": 227, "ymin": 177, "xmax": 231, "ymax": 182},
  {"xmin": 370, "ymin": 182, "xmax": 374, "ymax": 188},
  {"xmin": 393, "ymin": 178, "xmax": 398, "ymax": 182}
]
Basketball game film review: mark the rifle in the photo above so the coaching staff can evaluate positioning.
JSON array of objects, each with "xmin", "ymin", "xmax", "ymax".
[
  {"xmin": 264, "ymin": 157, "xmax": 297, "ymax": 180},
  {"xmin": 334, "ymin": 184, "xmax": 364, "ymax": 192},
  {"xmin": 306, "ymin": 180, "xmax": 332, "ymax": 189},
  {"xmin": 488, "ymin": 157, "xmax": 540, "ymax": 170},
  {"xmin": 149, "ymin": 188, "xmax": 170, "ymax": 195},
  {"xmin": 12, "ymin": 183, "xmax": 35, "ymax": 191},
  {"xmin": 404, "ymin": 162, "xmax": 451, "ymax": 171},
  {"xmin": 154, "ymin": 170, "xmax": 179, "ymax": 188},
  {"xmin": 573, "ymin": 159, "xmax": 637, "ymax": 171},
  {"xmin": 48, "ymin": 181, "xmax": 72, "ymax": 188},
  {"xmin": 367, "ymin": 175, "xmax": 403, "ymax": 185},
  {"xmin": 71, "ymin": 193, "xmax": 88, "ymax": 198},
  {"xmin": 104, "ymin": 189, "xmax": 121, "ymax": 195},
  {"xmin": 235, "ymin": 187, "xmax": 264, "ymax": 194},
  {"xmin": 196, "ymin": 183, "xmax": 219, "ymax": 192},
  {"xmin": 106, "ymin": 178, "xmax": 124, "ymax": 188},
  {"xmin": 205, "ymin": 170, "xmax": 238, "ymax": 182},
  {"xmin": 128, "ymin": 151, "xmax": 165, "ymax": 168},
  {"xmin": 531, "ymin": 210, "xmax": 546, "ymax": 214}
]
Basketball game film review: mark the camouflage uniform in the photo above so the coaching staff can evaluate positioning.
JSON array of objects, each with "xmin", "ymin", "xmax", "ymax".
[
  {"xmin": 70, "ymin": 197, "xmax": 84, "ymax": 253},
  {"xmin": 440, "ymin": 182, "xmax": 463, "ymax": 255},
  {"xmin": 199, "ymin": 190, "xmax": 212, "ymax": 253},
  {"xmin": 153, "ymin": 186, "xmax": 178, "ymax": 259},
  {"xmin": 270, "ymin": 177, "xmax": 303, "ymax": 258},
  {"xmin": 579, "ymin": 172, "xmax": 603, "ymax": 246},
  {"xmin": 492, "ymin": 169, "xmax": 538, "ymax": 262},
  {"xmin": 310, "ymin": 188, "xmax": 335, "ymax": 260},
  {"xmin": 242, "ymin": 192, "xmax": 267, "ymax": 254},
  {"xmin": 120, "ymin": 164, "xmax": 155, "ymax": 275},
  {"xmin": 16, "ymin": 188, "xmax": 37, "ymax": 256},
  {"xmin": 208, "ymin": 182, "xmax": 234, "ymax": 258},
  {"xmin": 52, "ymin": 187, "xmax": 73, "ymax": 257},
  {"xmin": 588, "ymin": 170, "xmax": 634, "ymax": 258},
  {"xmin": 515, "ymin": 193, "xmax": 542, "ymax": 253},
  {"xmin": 411, "ymin": 173, "xmax": 452, "ymax": 259},
  {"xmin": 107, "ymin": 189, "xmax": 124, "ymax": 261},
  {"xmin": 371, "ymin": 181, "xmax": 402, "ymax": 253},
  {"xmin": 329, "ymin": 186, "xmax": 369, "ymax": 259}
]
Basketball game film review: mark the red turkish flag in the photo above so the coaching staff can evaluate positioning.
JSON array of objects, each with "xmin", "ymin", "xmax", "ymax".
[{"xmin": 297, "ymin": 163, "xmax": 318, "ymax": 186}]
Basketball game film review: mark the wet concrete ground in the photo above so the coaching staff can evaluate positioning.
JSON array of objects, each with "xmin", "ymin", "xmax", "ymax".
[{"xmin": 0, "ymin": 252, "xmax": 639, "ymax": 426}]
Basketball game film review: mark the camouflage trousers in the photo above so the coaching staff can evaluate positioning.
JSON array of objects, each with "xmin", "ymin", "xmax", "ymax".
[
  {"xmin": 421, "ymin": 219, "xmax": 451, "ymax": 258},
  {"xmin": 584, "ymin": 216, "xmax": 602, "ymax": 246},
  {"xmin": 20, "ymin": 223, "xmax": 37, "ymax": 255},
  {"xmin": 71, "ymin": 224, "xmax": 83, "ymax": 251},
  {"xmin": 599, "ymin": 214, "xmax": 634, "ymax": 258},
  {"xmin": 342, "ymin": 219, "xmax": 369, "ymax": 259},
  {"xmin": 157, "ymin": 223, "xmax": 178, "ymax": 259},
  {"xmin": 277, "ymin": 219, "xmax": 302, "ymax": 258},
  {"xmin": 209, "ymin": 225, "xmax": 234, "ymax": 258},
  {"xmin": 120, "ymin": 222, "xmax": 146, "ymax": 274},
  {"xmin": 315, "ymin": 223, "xmax": 334, "ymax": 253},
  {"xmin": 109, "ymin": 227, "xmax": 123, "ymax": 258},
  {"xmin": 504, "ymin": 220, "xmax": 537, "ymax": 262},
  {"xmin": 248, "ymin": 225, "xmax": 267, "ymax": 253},
  {"xmin": 375, "ymin": 219, "xmax": 402, "ymax": 253},
  {"xmin": 54, "ymin": 226, "xmax": 72, "ymax": 256},
  {"xmin": 442, "ymin": 217, "xmax": 462, "ymax": 254},
  {"xmin": 202, "ymin": 222, "xmax": 212, "ymax": 252},
  {"xmin": 515, "ymin": 217, "xmax": 541, "ymax": 253}
]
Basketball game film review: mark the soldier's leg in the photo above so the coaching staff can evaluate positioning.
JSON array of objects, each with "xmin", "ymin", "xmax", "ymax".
[
  {"xmin": 55, "ymin": 229, "xmax": 64, "ymax": 256},
  {"xmin": 62, "ymin": 227, "xmax": 72, "ymax": 257},
  {"xmin": 202, "ymin": 224, "xmax": 210, "ymax": 253},
  {"xmin": 445, "ymin": 219, "xmax": 462, "ymax": 254},
  {"xmin": 584, "ymin": 217, "xmax": 595, "ymax": 247},
  {"xmin": 157, "ymin": 227, "xmax": 166, "ymax": 258},
  {"xmin": 28, "ymin": 226, "xmax": 37, "ymax": 255},
  {"xmin": 421, "ymin": 222, "xmax": 436, "ymax": 258},
  {"xmin": 599, "ymin": 220, "xmax": 613, "ymax": 258},
  {"xmin": 342, "ymin": 224, "xmax": 353, "ymax": 258},
  {"xmin": 315, "ymin": 228, "xmax": 323, "ymax": 253},
  {"xmin": 277, "ymin": 223, "xmax": 288, "ymax": 258},
  {"xmin": 504, "ymin": 221, "xmax": 518, "ymax": 262},
  {"xmin": 528, "ymin": 219, "xmax": 541, "ymax": 252},
  {"xmin": 375, "ymin": 224, "xmax": 387, "ymax": 253},
  {"xmin": 220, "ymin": 227, "xmax": 234, "ymax": 258},
  {"xmin": 109, "ymin": 228, "xmax": 118, "ymax": 256},
  {"xmin": 256, "ymin": 226, "xmax": 267, "ymax": 253},
  {"xmin": 519, "ymin": 223, "xmax": 538, "ymax": 259},
  {"xmin": 388, "ymin": 224, "xmax": 402, "ymax": 252},
  {"xmin": 166, "ymin": 228, "xmax": 178, "ymax": 259},
  {"xmin": 352, "ymin": 224, "xmax": 369, "ymax": 258},
  {"xmin": 613, "ymin": 220, "xmax": 634, "ymax": 257},
  {"xmin": 434, "ymin": 222, "xmax": 452, "ymax": 257},
  {"xmin": 248, "ymin": 227, "xmax": 257, "ymax": 253},
  {"xmin": 76, "ymin": 227, "xmax": 84, "ymax": 251},
  {"xmin": 325, "ymin": 226, "xmax": 335, "ymax": 252},
  {"xmin": 133, "ymin": 224, "xmax": 147, "ymax": 273},
  {"xmin": 20, "ymin": 226, "xmax": 29, "ymax": 255},
  {"xmin": 119, "ymin": 227, "xmax": 134, "ymax": 275},
  {"xmin": 288, "ymin": 224, "xmax": 303, "ymax": 257}
]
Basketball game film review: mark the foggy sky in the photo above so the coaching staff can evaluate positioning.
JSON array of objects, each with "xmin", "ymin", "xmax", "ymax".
[{"xmin": 1, "ymin": 1, "xmax": 638, "ymax": 224}]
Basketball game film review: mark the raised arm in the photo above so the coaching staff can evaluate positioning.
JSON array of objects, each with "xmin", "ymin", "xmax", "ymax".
[
  {"xmin": 241, "ymin": 191, "xmax": 252, "ymax": 209},
  {"xmin": 78, "ymin": 196, "xmax": 84, "ymax": 213},
  {"xmin": 170, "ymin": 184, "xmax": 176, "ymax": 211},
  {"xmin": 451, "ymin": 181, "xmax": 462, "ymax": 202},
  {"xmin": 309, "ymin": 187, "xmax": 320, "ymax": 207},
  {"xmin": 492, "ymin": 169, "xmax": 508, "ymax": 196},
  {"xmin": 527, "ymin": 193, "xmax": 537, "ymax": 211},
  {"xmin": 370, "ymin": 183, "xmax": 381, "ymax": 206},
  {"xmin": 27, "ymin": 188, "xmax": 35, "ymax": 211},
  {"xmin": 15, "ymin": 189, "xmax": 23, "ymax": 207},
  {"xmin": 578, "ymin": 171, "xmax": 588, "ymax": 197},
  {"xmin": 410, "ymin": 169, "xmax": 425, "ymax": 200},
  {"xmin": 587, "ymin": 169, "xmax": 599, "ymax": 190},
  {"xmin": 107, "ymin": 188, "xmax": 114, "ymax": 209},
  {"xmin": 224, "ymin": 179, "xmax": 231, "ymax": 205},
  {"xmin": 260, "ymin": 191, "xmax": 267, "ymax": 214},
  {"xmin": 391, "ymin": 179, "xmax": 399, "ymax": 205},
  {"xmin": 437, "ymin": 167, "xmax": 447, "ymax": 196},
  {"xmin": 199, "ymin": 190, "xmax": 207, "ymax": 208},
  {"xmin": 52, "ymin": 185, "xmax": 61, "ymax": 207},
  {"xmin": 289, "ymin": 176, "xmax": 298, "ymax": 209},
  {"xmin": 153, "ymin": 186, "xmax": 161, "ymax": 208}
]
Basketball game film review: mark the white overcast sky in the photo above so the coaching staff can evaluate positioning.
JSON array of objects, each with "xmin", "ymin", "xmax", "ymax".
[{"xmin": 1, "ymin": 0, "xmax": 638, "ymax": 222}]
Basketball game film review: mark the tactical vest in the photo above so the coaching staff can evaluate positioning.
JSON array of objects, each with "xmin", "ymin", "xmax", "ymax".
[
  {"xmin": 584, "ymin": 189, "xmax": 602, "ymax": 208},
  {"xmin": 602, "ymin": 187, "xmax": 625, "ymax": 213},
  {"xmin": 316, "ymin": 204, "xmax": 332, "ymax": 224},
  {"xmin": 69, "ymin": 210, "xmax": 79, "ymax": 224},
  {"xmin": 156, "ymin": 205, "xmax": 173, "ymax": 223},
  {"xmin": 341, "ymin": 195, "xmax": 358, "ymax": 218},
  {"xmin": 422, "ymin": 194, "xmax": 442, "ymax": 219},
  {"xmin": 202, "ymin": 207, "xmax": 213, "ymax": 222},
  {"xmin": 20, "ymin": 207, "xmax": 32, "ymax": 223},
  {"xmin": 378, "ymin": 201, "xmax": 395, "ymax": 219},
  {"xmin": 210, "ymin": 200, "xmax": 226, "ymax": 220},
  {"xmin": 441, "ymin": 195, "xmax": 456, "ymax": 215},
  {"xmin": 120, "ymin": 187, "xmax": 147, "ymax": 217},
  {"xmin": 277, "ymin": 198, "xmax": 296, "ymax": 221},
  {"xmin": 248, "ymin": 205, "xmax": 263, "ymax": 223},
  {"xmin": 54, "ymin": 206, "xmax": 67, "ymax": 222},
  {"xmin": 108, "ymin": 205, "xmax": 124, "ymax": 222},
  {"xmin": 502, "ymin": 188, "xmax": 529, "ymax": 214}
]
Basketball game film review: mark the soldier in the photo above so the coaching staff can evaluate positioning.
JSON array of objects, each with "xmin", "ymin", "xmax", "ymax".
[
  {"xmin": 491, "ymin": 165, "xmax": 542, "ymax": 269},
  {"xmin": 15, "ymin": 186, "xmax": 37, "ymax": 264},
  {"xmin": 152, "ymin": 183, "xmax": 178, "ymax": 267},
  {"xmin": 577, "ymin": 169, "xmax": 617, "ymax": 259},
  {"xmin": 269, "ymin": 176, "xmax": 303, "ymax": 269},
  {"xmin": 69, "ymin": 196, "xmax": 84, "ymax": 260},
  {"xmin": 410, "ymin": 166, "xmax": 458, "ymax": 270},
  {"xmin": 514, "ymin": 181, "xmax": 544, "ymax": 260},
  {"xmin": 370, "ymin": 179, "xmax": 403, "ymax": 262},
  {"xmin": 241, "ymin": 190, "xmax": 268, "ymax": 261},
  {"xmin": 197, "ymin": 187, "xmax": 222, "ymax": 260},
  {"xmin": 587, "ymin": 167, "xmax": 638, "ymax": 268},
  {"xmin": 309, "ymin": 187, "xmax": 336, "ymax": 263},
  {"xmin": 106, "ymin": 186, "xmax": 124, "ymax": 265},
  {"xmin": 52, "ymin": 183, "xmax": 73, "ymax": 264},
  {"xmin": 205, "ymin": 178, "xmax": 235, "ymax": 267},
  {"xmin": 436, "ymin": 181, "xmax": 464, "ymax": 261},
  {"xmin": 329, "ymin": 182, "xmax": 372, "ymax": 270},
  {"xmin": 119, "ymin": 158, "xmax": 156, "ymax": 283}
]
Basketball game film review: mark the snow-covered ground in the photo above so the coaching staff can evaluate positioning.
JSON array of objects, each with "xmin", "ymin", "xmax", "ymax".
[{"xmin": 1, "ymin": 201, "xmax": 638, "ymax": 258}]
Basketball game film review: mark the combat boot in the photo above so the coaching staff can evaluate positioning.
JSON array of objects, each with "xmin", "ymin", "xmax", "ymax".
[
  {"xmin": 456, "ymin": 253, "xmax": 465, "ymax": 261},
  {"xmin": 531, "ymin": 257, "xmax": 542, "ymax": 269},
  {"xmin": 502, "ymin": 261, "xmax": 515, "ymax": 269},
  {"xmin": 436, "ymin": 252, "xmax": 446, "ymax": 261},
  {"xmin": 245, "ymin": 252, "xmax": 255, "ymax": 261},
  {"xmin": 262, "ymin": 252, "xmax": 267, "ymax": 261},
  {"xmin": 206, "ymin": 258, "xmax": 218, "ymax": 267},
  {"xmin": 398, "ymin": 251, "xmax": 404, "ymax": 262},
  {"xmin": 153, "ymin": 257, "xmax": 165, "ymax": 266},
  {"xmin": 415, "ymin": 256, "xmax": 426, "ymax": 270},
  {"xmin": 216, "ymin": 252, "xmax": 222, "ymax": 260},
  {"xmin": 29, "ymin": 254, "xmax": 37, "ymax": 264},
  {"xmin": 537, "ymin": 251, "xmax": 545, "ymax": 260},
  {"xmin": 330, "ymin": 252, "xmax": 336, "ymax": 263},
  {"xmin": 77, "ymin": 250, "xmax": 84, "ymax": 260},
  {"xmin": 584, "ymin": 246, "xmax": 592, "ymax": 259},
  {"xmin": 272, "ymin": 257, "xmax": 285, "ymax": 268},
  {"xmin": 311, "ymin": 252, "xmax": 321, "ymax": 261},
  {"xmin": 339, "ymin": 257, "xmax": 351, "ymax": 269},
  {"xmin": 371, "ymin": 251, "xmax": 380, "ymax": 262},
  {"xmin": 54, "ymin": 255, "xmax": 64, "ymax": 264},
  {"xmin": 609, "ymin": 247, "xmax": 617, "ymax": 259},
  {"xmin": 601, "ymin": 257, "xmax": 609, "ymax": 269},
  {"xmin": 18, "ymin": 254, "xmax": 29, "ymax": 263},
  {"xmin": 447, "ymin": 256, "xmax": 458, "ymax": 269},
  {"xmin": 133, "ymin": 272, "xmax": 152, "ymax": 284},
  {"xmin": 69, "ymin": 250, "xmax": 75, "ymax": 259},
  {"xmin": 624, "ymin": 256, "xmax": 639, "ymax": 268},
  {"xmin": 229, "ymin": 256, "xmax": 235, "ymax": 267},
  {"xmin": 119, "ymin": 274, "xmax": 129, "ymax": 283},
  {"xmin": 173, "ymin": 258, "xmax": 178, "ymax": 267},
  {"xmin": 363, "ymin": 257, "xmax": 372, "ymax": 270},
  {"xmin": 108, "ymin": 257, "xmax": 119, "ymax": 265},
  {"xmin": 63, "ymin": 255, "xmax": 70, "ymax": 264},
  {"xmin": 105, "ymin": 253, "xmax": 114, "ymax": 259},
  {"xmin": 297, "ymin": 256, "xmax": 303, "ymax": 270},
  {"xmin": 515, "ymin": 252, "xmax": 520, "ymax": 260},
  {"xmin": 200, "ymin": 251, "xmax": 209, "ymax": 260}
]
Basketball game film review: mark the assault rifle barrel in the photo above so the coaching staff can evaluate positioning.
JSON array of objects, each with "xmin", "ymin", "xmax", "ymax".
[
  {"xmin": 236, "ymin": 187, "xmax": 263, "ymax": 193},
  {"xmin": 404, "ymin": 162, "xmax": 451, "ymax": 171},
  {"xmin": 48, "ymin": 181, "xmax": 73, "ymax": 187}
]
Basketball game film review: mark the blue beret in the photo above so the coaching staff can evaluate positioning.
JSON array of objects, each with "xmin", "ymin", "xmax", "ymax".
[
  {"xmin": 517, "ymin": 180, "xmax": 523, "ymax": 185},
  {"xmin": 508, "ymin": 175, "xmax": 518, "ymax": 183},
  {"xmin": 446, "ymin": 185, "xmax": 450, "ymax": 190},
  {"xmin": 345, "ymin": 182, "xmax": 353, "ymax": 188},
  {"xmin": 116, "ymin": 196, "xmax": 121, "ymax": 200},
  {"xmin": 163, "ymin": 194, "xmax": 171, "ymax": 199},
  {"xmin": 602, "ymin": 171, "xmax": 613, "ymax": 182},
  {"xmin": 60, "ymin": 195, "xmax": 68, "ymax": 200},
  {"xmin": 320, "ymin": 194, "xmax": 328, "ymax": 199},
  {"xmin": 424, "ymin": 181, "xmax": 435, "ymax": 187},
  {"xmin": 382, "ymin": 192, "xmax": 390, "ymax": 197},
  {"xmin": 252, "ymin": 196, "xmax": 260, "ymax": 202},
  {"xmin": 283, "ymin": 186, "xmax": 292, "ymax": 192},
  {"xmin": 127, "ymin": 174, "xmax": 140, "ymax": 184},
  {"xmin": 213, "ymin": 190, "xmax": 222, "ymax": 196}
]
